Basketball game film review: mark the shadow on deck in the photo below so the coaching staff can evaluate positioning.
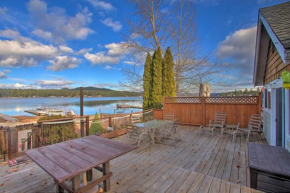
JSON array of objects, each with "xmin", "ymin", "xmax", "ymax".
[{"xmin": 0, "ymin": 125, "xmax": 266, "ymax": 193}]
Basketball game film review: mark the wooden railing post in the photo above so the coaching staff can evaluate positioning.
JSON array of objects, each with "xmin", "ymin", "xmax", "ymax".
[
  {"xmin": 85, "ymin": 116, "xmax": 90, "ymax": 136},
  {"xmin": 80, "ymin": 120, "xmax": 85, "ymax": 137},
  {"xmin": 202, "ymin": 97, "xmax": 206, "ymax": 125},
  {"xmin": 258, "ymin": 93, "xmax": 262, "ymax": 115},
  {"xmin": 109, "ymin": 117, "xmax": 112, "ymax": 127},
  {"xmin": 7, "ymin": 128, "xmax": 12, "ymax": 160}
]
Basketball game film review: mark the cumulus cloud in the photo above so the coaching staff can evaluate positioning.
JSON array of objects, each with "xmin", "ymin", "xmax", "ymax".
[
  {"xmin": 216, "ymin": 26, "xmax": 257, "ymax": 74},
  {"xmin": 0, "ymin": 39, "xmax": 58, "ymax": 67},
  {"xmin": 0, "ymin": 69, "xmax": 11, "ymax": 79},
  {"xmin": 59, "ymin": 45, "xmax": 73, "ymax": 53},
  {"xmin": 47, "ymin": 56, "xmax": 80, "ymax": 71},
  {"xmin": 85, "ymin": 0, "xmax": 115, "ymax": 11},
  {"xmin": 28, "ymin": 0, "xmax": 94, "ymax": 42},
  {"xmin": 122, "ymin": 60, "xmax": 135, "ymax": 65},
  {"xmin": 84, "ymin": 42, "xmax": 128, "ymax": 65},
  {"xmin": 85, "ymin": 52, "xmax": 120, "ymax": 64},
  {"xmin": 35, "ymin": 79, "xmax": 74, "ymax": 88},
  {"xmin": 0, "ymin": 29, "xmax": 21, "ymax": 39},
  {"xmin": 76, "ymin": 47, "xmax": 92, "ymax": 55},
  {"xmin": 101, "ymin": 18, "xmax": 122, "ymax": 32}
]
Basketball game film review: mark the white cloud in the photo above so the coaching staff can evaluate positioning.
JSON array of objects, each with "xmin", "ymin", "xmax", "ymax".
[
  {"xmin": 85, "ymin": 52, "xmax": 120, "ymax": 64},
  {"xmin": 123, "ymin": 60, "xmax": 135, "ymax": 65},
  {"xmin": 0, "ymin": 29, "xmax": 20, "ymax": 39},
  {"xmin": 0, "ymin": 69, "xmax": 11, "ymax": 79},
  {"xmin": 59, "ymin": 45, "xmax": 73, "ymax": 53},
  {"xmin": 216, "ymin": 26, "xmax": 257, "ymax": 74},
  {"xmin": 105, "ymin": 42, "xmax": 127, "ymax": 56},
  {"xmin": 84, "ymin": 42, "xmax": 128, "ymax": 65},
  {"xmin": 0, "ymin": 39, "xmax": 58, "ymax": 67},
  {"xmin": 32, "ymin": 29, "xmax": 52, "ymax": 40},
  {"xmin": 47, "ymin": 56, "xmax": 80, "ymax": 71},
  {"xmin": 85, "ymin": 0, "xmax": 115, "ymax": 11},
  {"xmin": 104, "ymin": 65, "xmax": 112, "ymax": 70},
  {"xmin": 35, "ymin": 79, "xmax": 74, "ymax": 88},
  {"xmin": 27, "ymin": 0, "xmax": 94, "ymax": 42},
  {"xmin": 76, "ymin": 47, "xmax": 92, "ymax": 55},
  {"xmin": 101, "ymin": 18, "xmax": 122, "ymax": 32}
]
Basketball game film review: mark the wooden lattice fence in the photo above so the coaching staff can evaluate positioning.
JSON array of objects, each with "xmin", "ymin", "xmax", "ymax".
[{"xmin": 156, "ymin": 95, "xmax": 262, "ymax": 127}]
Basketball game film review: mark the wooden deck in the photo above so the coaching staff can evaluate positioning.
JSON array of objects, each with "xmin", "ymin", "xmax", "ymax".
[{"xmin": 0, "ymin": 125, "xmax": 266, "ymax": 193}]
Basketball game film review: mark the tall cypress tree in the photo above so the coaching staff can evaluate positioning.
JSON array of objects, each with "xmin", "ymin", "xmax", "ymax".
[
  {"xmin": 150, "ymin": 47, "xmax": 163, "ymax": 109},
  {"xmin": 143, "ymin": 53, "xmax": 152, "ymax": 110},
  {"xmin": 163, "ymin": 47, "xmax": 176, "ymax": 97}
]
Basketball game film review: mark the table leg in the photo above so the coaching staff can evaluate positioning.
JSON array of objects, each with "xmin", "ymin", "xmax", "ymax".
[
  {"xmin": 72, "ymin": 175, "xmax": 80, "ymax": 191},
  {"xmin": 56, "ymin": 183, "xmax": 64, "ymax": 193},
  {"xmin": 103, "ymin": 161, "xmax": 110, "ymax": 192},
  {"xmin": 149, "ymin": 129, "xmax": 155, "ymax": 145},
  {"xmin": 86, "ymin": 169, "xmax": 93, "ymax": 181}
]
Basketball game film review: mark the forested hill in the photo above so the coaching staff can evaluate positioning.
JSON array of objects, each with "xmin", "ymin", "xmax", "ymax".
[{"xmin": 0, "ymin": 87, "xmax": 141, "ymax": 98}]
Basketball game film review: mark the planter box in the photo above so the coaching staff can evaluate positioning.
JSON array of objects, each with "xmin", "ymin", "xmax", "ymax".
[{"xmin": 100, "ymin": 128, "xmax": 128, "ymax": 139}]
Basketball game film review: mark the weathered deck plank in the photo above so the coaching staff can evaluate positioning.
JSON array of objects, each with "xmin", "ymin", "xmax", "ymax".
[{"xmin": 0, "ymin": 125, "xmax": 267, "ymax": 193}]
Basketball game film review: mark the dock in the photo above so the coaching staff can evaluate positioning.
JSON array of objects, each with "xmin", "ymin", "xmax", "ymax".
[
  {"xmin": 116, "ymin": 104, "xmax": 142, "ymax": 109},
  {"xmin": 25, "ymin": 108, "xmax": 64, "ymax": 116}
]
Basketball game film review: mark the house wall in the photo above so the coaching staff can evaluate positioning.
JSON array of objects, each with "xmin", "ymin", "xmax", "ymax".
[
  {"xmin": 264, "ymin": 41, "xmax": 290, "ymax": 85},
  {"xmin": 262, "ymin": 110, "xmax": 272, "ymax": 144}
]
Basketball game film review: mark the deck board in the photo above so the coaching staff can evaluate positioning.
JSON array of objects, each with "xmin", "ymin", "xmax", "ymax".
[{"xmin": 0, "ymin": 125, "xmax": 267, "ymax": 193}]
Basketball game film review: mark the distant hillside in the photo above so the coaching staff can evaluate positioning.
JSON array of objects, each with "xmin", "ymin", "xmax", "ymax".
[{"xmin": 0, "ymin": 87, "xmax": 141, "ymax": 98}]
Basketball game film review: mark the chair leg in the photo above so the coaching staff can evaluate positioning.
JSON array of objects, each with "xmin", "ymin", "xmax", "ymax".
[{"xmin": 247, "ymin": 131, "xmax": 251, "ymax": 141}]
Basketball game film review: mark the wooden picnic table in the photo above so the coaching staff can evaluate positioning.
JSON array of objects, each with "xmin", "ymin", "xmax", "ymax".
[{"xmin": 25, "ymin": 135, "xmax": 137, "ymax": 192}]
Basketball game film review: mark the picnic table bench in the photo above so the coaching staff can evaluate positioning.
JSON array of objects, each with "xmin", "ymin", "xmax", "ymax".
[{"xmin": 25, "ymin": 135, "xmax": 137, "ymax": 192}]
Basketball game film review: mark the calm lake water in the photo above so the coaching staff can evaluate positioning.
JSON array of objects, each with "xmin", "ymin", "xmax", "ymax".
[{"xmin": 0, "ymin": 97, "xmax": 143, "ymax": 116}]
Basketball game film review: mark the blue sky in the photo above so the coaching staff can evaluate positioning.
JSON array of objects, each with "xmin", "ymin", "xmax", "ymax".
[{"xmin": 0, "ymin": 0, "xmax": 289, "ymax": 92}]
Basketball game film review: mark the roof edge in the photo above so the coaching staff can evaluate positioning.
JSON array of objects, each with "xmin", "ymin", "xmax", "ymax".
[{"xmin": 260, "ymin": 13, "xmax": 289, "ymax": 64}]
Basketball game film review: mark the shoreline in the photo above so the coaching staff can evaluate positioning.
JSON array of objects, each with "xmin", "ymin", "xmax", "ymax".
[{"xmin": 0, "ymin": 96, "xmax": 142, "ymax": 99}]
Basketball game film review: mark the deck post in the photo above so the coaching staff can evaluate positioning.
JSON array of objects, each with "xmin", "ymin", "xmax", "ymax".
[
  {"xmin": 258, "ymin": 93, "xmax": 262, "ymax": 115},
  {"xmin": 7, "ymin": 128, "xmax": 12, "ymax": 160},
  {"xmin": 103, "ymin": 161, "xmax": 111, "ymax": 192}
]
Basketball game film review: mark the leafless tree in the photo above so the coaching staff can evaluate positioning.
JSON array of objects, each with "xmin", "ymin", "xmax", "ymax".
[{"xmin": 121, "ymin": 0, "xmax": 227, "ymax": 93}]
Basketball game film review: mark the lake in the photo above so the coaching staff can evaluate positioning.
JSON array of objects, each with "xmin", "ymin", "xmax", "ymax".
[{"xmin": 0, "ymin": 97, "xmax": 143, "ymax": 116}]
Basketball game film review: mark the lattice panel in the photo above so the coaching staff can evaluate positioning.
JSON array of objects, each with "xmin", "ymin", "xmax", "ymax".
[
  {"xmin": 205, "ymin": 96, "xmax": 258, "ymax": 104},
  {"xmin": 165, "ymin": 97, "xmax": 202, "ymax": 103}
]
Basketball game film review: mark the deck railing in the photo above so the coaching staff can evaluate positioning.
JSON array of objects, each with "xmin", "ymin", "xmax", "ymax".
[{"xmin": 0, "ymin": 110, "xmax": 153, "ymax": 160}]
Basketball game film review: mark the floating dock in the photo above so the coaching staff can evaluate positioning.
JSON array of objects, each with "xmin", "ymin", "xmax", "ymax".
[
  {"xmin": 116, "ymin": 104, "xmax": 142, "ymax": 109},
  {"xmin": 25, "ymin": 108, "xmax": 64, "ymax": 116}
]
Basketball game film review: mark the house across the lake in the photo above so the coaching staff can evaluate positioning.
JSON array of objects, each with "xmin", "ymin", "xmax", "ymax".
[{"xmin": 253, "ymin": 2, "xmax": 290, "ymax": 149}]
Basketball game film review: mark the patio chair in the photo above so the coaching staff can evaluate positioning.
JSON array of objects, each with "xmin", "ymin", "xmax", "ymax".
[
  {"xmin": 221, "ymin": 123, "xmax": 240, "ymax": 142},
  {"xmin": 161, "ymin": 113, "xmax": 181, "ymax": 141},
  {"xmin": 126, "ymin": 115, "xmax": 150, "ymax": 146},
  {"xmin": 199, "ymin": 112, "xmax": 226, "ymax": 137},
  {"xmin": 233, "ymin": 114, "xmax": 263, "ymax": 141}
]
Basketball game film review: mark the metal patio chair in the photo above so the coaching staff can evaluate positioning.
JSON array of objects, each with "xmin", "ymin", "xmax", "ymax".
[
  {"xmin": 126, "ymin": 115, "xmax": 150, "ymax": 146},
  {"xmin": 160, "ymin": 113, "xmax": 181, "ymax": 142},
  {"xmin": 199, "ymin": 112, "xmax": 226, "ymax": 137},
  {"xmin": 233, "ymin": 114, "xmax": 263, "ymax": 141}
]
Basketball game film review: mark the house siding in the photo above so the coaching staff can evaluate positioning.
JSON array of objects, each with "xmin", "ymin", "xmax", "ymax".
[{"xmin": 264, "ymin": 41, "xmax": 290, "ymax": 85}]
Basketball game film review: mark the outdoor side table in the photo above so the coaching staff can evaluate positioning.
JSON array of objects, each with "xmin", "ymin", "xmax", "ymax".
[
  {"xmin": 25, "ymin": 135, "xmax": 137, "ymax": 192},
  {"xmin": 248, "ymin": 143, "xmax": 290, "ymax": 192}
]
